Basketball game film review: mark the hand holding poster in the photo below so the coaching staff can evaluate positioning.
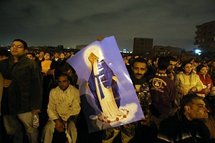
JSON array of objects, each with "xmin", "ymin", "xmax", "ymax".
[{"xmin": 67, "ymin": 36, "xmax": 144, "ymax": 132}]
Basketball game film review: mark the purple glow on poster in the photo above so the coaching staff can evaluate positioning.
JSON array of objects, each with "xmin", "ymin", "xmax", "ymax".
[{"xmin": 67, "ymin": 36, "xmax": 144, "ymax": 132}]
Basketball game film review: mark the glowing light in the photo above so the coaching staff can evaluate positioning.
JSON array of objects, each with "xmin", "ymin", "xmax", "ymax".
[{"xmin": 194, "ymin": 49, "xmax": 202, "ymax": 55}]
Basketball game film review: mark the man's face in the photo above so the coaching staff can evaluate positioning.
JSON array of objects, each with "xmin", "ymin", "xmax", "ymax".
[
  {"xmin": 44, "ymin": 53, "xmax": 51, "ymax": 60},
  {"xmin": 58, "ymin": 75, "xmax": 70, "ymax": 91},
  {"xmin": 186, "ymin": 98, "xmax": 209, "ymax": 120},
  {"xmin": 167, "ymin": 60, "xmax": 177, "ymax": 72},
  {"xmin": 10, "ymin": 41, "xmax": 26, "ymax": 57},
  {"xmin": 132, "ymin": 62, "xmax": 147, "ymax": 79},
  {"xmin": 39, "ymin": 51, "xmax": 45, "ymax": 58},
  {"xmin": 54, "ymin": 52, "xmax": 60, "ymax": 59},
  {"xmin": 26, "ymin": 54, "xmax": 34, "ymax": 60}
]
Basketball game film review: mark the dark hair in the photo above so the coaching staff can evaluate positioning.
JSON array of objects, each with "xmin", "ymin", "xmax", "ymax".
[
  {"xmin": 157, "ymin": 56, "xmax": 170, "ymax": 70},
  {"xmin": 180, "ymin": 93, "xmax": 203, "ymax": 113},
  {"xmin": 181, "ymin": 60, "xmax": 192, "ymax": 69},
  {"xmin": 167, "ymin": 55, "xmax": 177, "ymax": 62},
  {"xmin": 196, "ymin": 64, "xmax": 208, "ymax": 73},
  {"xmin": 56, "ymin": 72, "xmax": 69, "ymax": 80},
  {"xmin": 12, "ymin": 39, "xmax": 28, "ymax": 49},
  {"xmin": 131, "ymin": 57, "xmax": 147, "ymax": 67},
  {"xmin": 26, "ymin": 52, "xmax": 36, "ymax": 57}
]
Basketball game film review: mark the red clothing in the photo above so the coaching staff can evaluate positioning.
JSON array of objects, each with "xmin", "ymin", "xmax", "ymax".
[{"xmin": 197, "ymin": 73, "xmax": 213, "ymax": 96}]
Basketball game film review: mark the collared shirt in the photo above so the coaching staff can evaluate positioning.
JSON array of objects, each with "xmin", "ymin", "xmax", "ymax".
[{"xmin": 47, "ymin": 85, "xmax": 81, "ymax": 121}]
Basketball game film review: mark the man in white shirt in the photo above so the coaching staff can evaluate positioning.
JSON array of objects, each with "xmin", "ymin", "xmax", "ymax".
[{"xmin": 42, "ymin": 73, "xmax": 81, "ymax": 143}]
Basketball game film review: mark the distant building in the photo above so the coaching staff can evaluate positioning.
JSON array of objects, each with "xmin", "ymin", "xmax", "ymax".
[
  {"xmin": 194, "ymin": 21, "xmax": 215, "ymax": 52},
  {"xmin": 133, "ymin": 38, "xmax": 153, "ymax": 56},
  {"xmin": 153, "ymin": 45, "xmax": 182, "ymax": 57}
]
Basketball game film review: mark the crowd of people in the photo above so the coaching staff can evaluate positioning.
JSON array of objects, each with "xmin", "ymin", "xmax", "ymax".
[{"xmin": 0, "ymin": 38, "xmax": 215, "ymax": 143}]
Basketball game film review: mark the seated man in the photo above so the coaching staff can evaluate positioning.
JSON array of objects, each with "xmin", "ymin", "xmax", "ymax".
[
  {"xmin": 157, "ymin": 93, "xmax": 213, "ymax": 143},
  {"xmin": 42, "ymin": 73, "xmax": 81, "ymax": 143}
]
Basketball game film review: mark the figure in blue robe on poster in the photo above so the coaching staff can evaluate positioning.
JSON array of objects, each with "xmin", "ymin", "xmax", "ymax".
[
  {"xmin": 88, "ymin": 52, "xmax": 129, "ymax": 123},
  {"xmin": 67, "ymin": 36, "xmax": 145, "ymax": 132}
]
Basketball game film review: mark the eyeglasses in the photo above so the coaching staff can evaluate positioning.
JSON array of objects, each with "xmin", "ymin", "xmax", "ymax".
[
  {"xmin": 11, "ymin": 44, "xmax": 24, "ymax": 49},
  {"xmin": 190, "ymin": 102, "xmax": 208, "ymax": 111}
]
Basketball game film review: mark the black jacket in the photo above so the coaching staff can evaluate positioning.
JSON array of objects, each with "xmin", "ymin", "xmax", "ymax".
[
  {"xmin": 157, "ymin": 110, "xmax": 212, "ymax": 143},
  {"xmin": 0, "ymin": 56, "xmax": 43, "ymax": 114}
]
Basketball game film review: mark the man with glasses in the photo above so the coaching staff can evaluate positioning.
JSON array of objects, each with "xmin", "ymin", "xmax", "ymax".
[
  {"xmin": 0, "ymin": 39, "xmax": 42, "ymax": 143},
  {"xmin": 157, "ymin": 93, "xmax": 214, "ymax": 143}
]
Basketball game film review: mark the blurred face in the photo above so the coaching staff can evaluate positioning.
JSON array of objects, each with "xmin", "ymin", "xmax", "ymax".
[
  {"xmin": 60, "ymin": 53, "xmax": 65, "ymax": 59},
  {"xmin": 54, "ymin": 52, "xmax": 60, "ymax": 59},
  {"xmin": 132, "ymin": 62, "xmax": 147, "ymax": 79},
  {"xmin": 44, "ymin": 53, "xmax": 50, "ymax": 60},
  {"xmin": 212, "ymin": 61, "xmax": 215, "ymax": 67},
  {"xmin": 185, "ymin": 98, "xmax": 209, "ymax": 120},
  {"xmin": 183, "ymin": 63, "xmax": 193, "ymax": 74},
  {"xmin": 26, "ymin": 54, "xmax": 34, "ymax": 60},
  {"xmin": 199, "ymin": 66, "xmax": 208, "ymax": 76},
  {"xmin": 58, "ymin": 75, "xmax": 70, "ymax": 91},
  {"xmin": 39, "ymin": 51, "xmax": 44, "ymax": 58},
  {"xmin": 10, "ymin": 41, "xmax": 26, "ymax": 57},
  {"xmin": 167, "ymin": 60, "xmax": 177, "ymax": 72}
]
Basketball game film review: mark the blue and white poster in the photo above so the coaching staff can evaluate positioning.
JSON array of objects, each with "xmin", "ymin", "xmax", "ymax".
[{"xmin": 67, "ymin": 36, "xmax": 144, "ymax": 132}]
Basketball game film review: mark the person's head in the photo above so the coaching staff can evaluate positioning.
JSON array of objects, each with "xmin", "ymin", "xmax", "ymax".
[
  {"xmin": 26, "ymin": 52, "xmax": 36, "ymax": 60},
  {"xmin": 181, "ymin": 61, "xmax": 193, "ymax": 74},
  {"xmin": 10, "ymin": 39, "xmax": 28, "ymax": 58},
  {"xmin": 131, "ymin": 58, "xmax": 148, "ymax": 79},
  {"xmin": 57, "ymin": 73, "xmax": 70, "ymax": 91},
  {"xmin": 59, "ymin": 52, "xmax": 65, "ymax": 60},
  {"xmin": 157, "ymin": 56, "xmax": 170, "ymax": 71},
  {"xmin": 180, "ymin": 93, "xmax": 209, "ymax": 121},
  {"xmin": 167, "ymin": 56, "xmax": 177, "ymax": 72},
  {"xmin": 44, "ymin": 52, "xmax": 51, "ymax": 60},
  {"xmin": 211, "ymin": 60, "xmax": 215, "ymax": 68},
  {"xmin": 53, "ymin": 51, "xmax": 60, "ymax": 59},
  {"xmin": 38, "ymin": 51, "xmax": 45, "ymax": 58},
  {"xmin": 55, "ymin": 63, "xmax": 78, "ymax": 86},
  {"xmin": 197, "ymin": 64, "xmax": 209, "ymax": 76}
]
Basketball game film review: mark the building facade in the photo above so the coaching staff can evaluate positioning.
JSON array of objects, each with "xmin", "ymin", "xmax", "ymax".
[
  {"xmin": 195, "ymin": 21, "xmax": 215, "ymax": 52},
  {"xmin": 133, "ymin": 37, "xmax": 153, "ymax": 56}
]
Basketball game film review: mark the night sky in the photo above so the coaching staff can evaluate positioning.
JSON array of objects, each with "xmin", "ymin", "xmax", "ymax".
[{"xmin": 0, "ymin": 0, "xmax": 215, "ymax": 51}]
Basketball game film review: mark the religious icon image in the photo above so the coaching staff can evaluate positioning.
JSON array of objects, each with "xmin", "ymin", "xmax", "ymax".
[
  {"xmin": 67, "ymin": 36, "xmax": 144, "ymax": 132},
  {"xmin": 88, "ymin": 52, "xmax": 129, "ymax": 123}
]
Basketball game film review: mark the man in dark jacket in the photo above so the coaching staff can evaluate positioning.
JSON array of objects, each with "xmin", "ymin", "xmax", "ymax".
[
  {"xmin": 0, "ymin": 39, "xmax": 42, "ymax": 143},
  {"xmin": 157, "ymin": 93, "xmax": 214, "ymax": 143},
  {"xmin": 150, "ymin": 56, "xmax": 177, "ymax": 126}
]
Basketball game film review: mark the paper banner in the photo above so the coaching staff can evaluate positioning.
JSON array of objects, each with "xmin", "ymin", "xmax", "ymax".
[{"xmin": 67, "ymin": 36, "xmax": 144, "ymax": 132}]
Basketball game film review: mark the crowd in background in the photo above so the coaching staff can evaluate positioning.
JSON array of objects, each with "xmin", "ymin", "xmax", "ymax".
[{"xmin": 0, "ymin": 39, "xmax": 215, "ymax": 143}]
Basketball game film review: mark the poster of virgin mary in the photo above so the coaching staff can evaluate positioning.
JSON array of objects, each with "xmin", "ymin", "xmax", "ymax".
[{"xmin": 67, "ymin": 36, "xmax": 144, "ymax": 133}]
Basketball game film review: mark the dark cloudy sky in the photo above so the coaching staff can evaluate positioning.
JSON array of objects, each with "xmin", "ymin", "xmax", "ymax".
[{"xmin": 0, "ymin": 0, "xmax": 215, "ymax": 51}]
